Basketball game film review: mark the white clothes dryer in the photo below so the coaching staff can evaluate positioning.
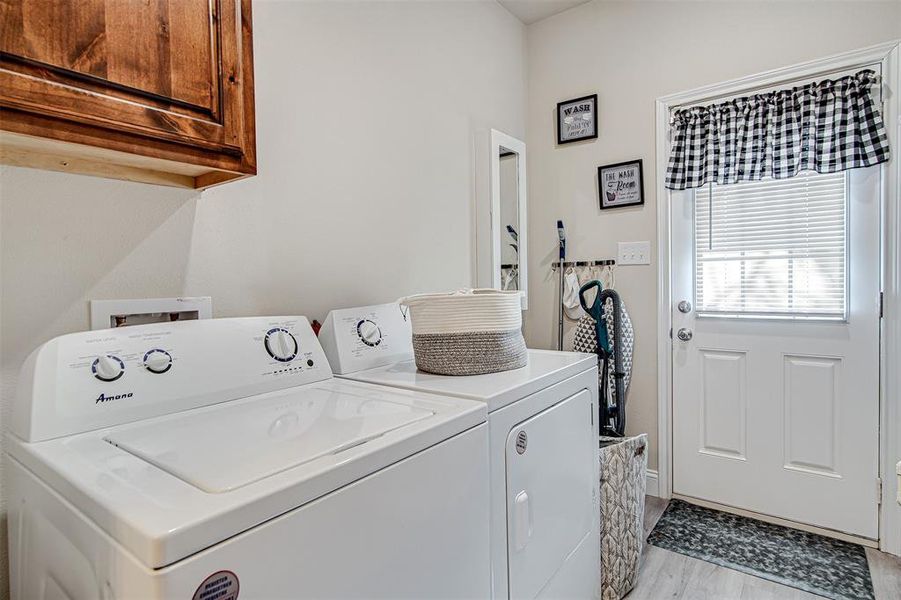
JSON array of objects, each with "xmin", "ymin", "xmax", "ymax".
[{"xmin": 320, "ymin": 303, "xmax": 600, "ymax": 599}]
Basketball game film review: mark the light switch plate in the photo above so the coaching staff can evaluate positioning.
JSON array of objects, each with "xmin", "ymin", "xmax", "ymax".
[{"xmin": 617, "ymin": 241, "xmax": 651, "ymax": 265}]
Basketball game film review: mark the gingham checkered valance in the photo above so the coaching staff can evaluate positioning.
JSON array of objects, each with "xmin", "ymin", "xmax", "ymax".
[{"xmin": 665, "ymin": 69, "xmax": 890, "ymax": 190}]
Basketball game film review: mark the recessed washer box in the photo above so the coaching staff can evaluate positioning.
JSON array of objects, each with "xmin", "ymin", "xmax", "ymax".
[{"xmin": 90, "ymin": 296, "xmax": 212, "ymax": 329}]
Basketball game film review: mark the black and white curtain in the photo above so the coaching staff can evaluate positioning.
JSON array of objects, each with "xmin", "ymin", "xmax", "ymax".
[{"xmin": 665, "ymin": 69, "xmax": 891, "ymax": 190}]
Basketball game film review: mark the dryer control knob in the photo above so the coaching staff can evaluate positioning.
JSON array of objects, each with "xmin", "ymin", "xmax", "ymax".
[
  {"xmin": 265, "ymin": 328, "xmax": 298, "ymax": 362},
  {"xmin": 93, "ymin": 355, "xmax": 124, "ymax": 382},
  {"xmin": 357, "ymin": 320, "xmax": 382, "ymax": 346},
  {"xmin": 144, "ymin": 349, "xmax": 172, "ymax": 374}
]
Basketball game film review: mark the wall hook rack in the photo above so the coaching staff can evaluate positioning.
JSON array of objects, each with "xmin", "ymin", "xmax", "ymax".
[{"xmin": 551, "ymin": 259, "xmax": 616, "ymax": 271}]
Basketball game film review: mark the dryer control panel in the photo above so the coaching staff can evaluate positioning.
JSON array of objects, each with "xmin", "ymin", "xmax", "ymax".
[
  {"xmin": 319, "ymin": 303, "xmax": 413, "ymax": 374},
  {"xmin": 12, "ymin": 316, "xmax": 331, "ymax": 442}
]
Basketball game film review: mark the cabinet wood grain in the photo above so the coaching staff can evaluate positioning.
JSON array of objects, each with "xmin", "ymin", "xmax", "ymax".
[{"xmin": 0, "ymin": 0, "xmax": 256, "ymax": 189}]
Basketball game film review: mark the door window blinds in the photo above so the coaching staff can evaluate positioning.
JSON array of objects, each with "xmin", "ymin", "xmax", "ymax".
[{"xmin": 694, "ymin": 171, "xmax": 847, "ymax": 319}]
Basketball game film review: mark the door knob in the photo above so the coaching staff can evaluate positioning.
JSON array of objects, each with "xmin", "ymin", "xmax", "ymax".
[
  {"xmin": 678, "ymin": 300, "xmax": 692, "ymax": 313},
  {"xmin": 677, "ymin": 328, "xmax": 693, "ymax": 341}
]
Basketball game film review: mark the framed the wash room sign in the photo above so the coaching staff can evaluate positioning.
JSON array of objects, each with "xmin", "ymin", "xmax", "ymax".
[
  {"xmin": 598, "ymin": 159, "xmax": 644, "ymax": 209},
  {"xmin": 556, "ymin": 94, "xmax": 597, "ymax": 144}
]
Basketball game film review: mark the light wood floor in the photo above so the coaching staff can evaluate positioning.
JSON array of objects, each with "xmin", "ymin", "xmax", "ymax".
[{"xmin": 631, "ymin": 496, "xmax": 901, "ymax": 600}]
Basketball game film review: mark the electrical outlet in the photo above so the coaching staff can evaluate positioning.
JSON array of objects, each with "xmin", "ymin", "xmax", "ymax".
[{"xmin": 617, "ymin": 241, "xmax": 651, "ymax": 265}]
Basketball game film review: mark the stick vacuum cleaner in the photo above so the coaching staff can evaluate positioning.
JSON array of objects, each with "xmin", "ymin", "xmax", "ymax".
[{"xmin": 557, "ymin": 220, "xmax": 566, "ymax": 350}]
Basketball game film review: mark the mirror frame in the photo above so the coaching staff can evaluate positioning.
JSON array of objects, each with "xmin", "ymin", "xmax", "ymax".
[{"xmin": 487, "ymin": 129, "xmax": 528, "ymax": 309}]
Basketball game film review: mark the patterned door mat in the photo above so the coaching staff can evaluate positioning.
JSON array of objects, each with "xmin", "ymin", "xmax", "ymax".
[{"xmin": 647, "ymin": 499, "xmax": 874, "ymax": 600}]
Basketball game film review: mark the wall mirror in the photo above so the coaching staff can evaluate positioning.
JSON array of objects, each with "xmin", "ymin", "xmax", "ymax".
[{"xmin": 477, "ymin": 129, "xmax": 528, "ymax": 309}]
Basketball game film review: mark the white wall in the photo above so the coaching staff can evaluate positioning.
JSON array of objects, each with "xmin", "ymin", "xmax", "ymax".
[
  {"xmin": 0, "ymin": 1, "xmax": 525, "ymax": 595},
  {"xmin": 196, "ymin": 0, "xmax": 525, "ymax": 317},
  {"xmin": 524, "ymin": 0, "xmax": 901, "ymax": 470}
]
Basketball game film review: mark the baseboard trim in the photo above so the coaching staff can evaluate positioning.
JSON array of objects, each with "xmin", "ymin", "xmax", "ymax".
[
  {"xmin": 672, "ymin": 493, "xmax": 879, "ymax": 548},
  {"xmin": 646, "ymin": 469, "xmax": 659, "ymax": 497}
]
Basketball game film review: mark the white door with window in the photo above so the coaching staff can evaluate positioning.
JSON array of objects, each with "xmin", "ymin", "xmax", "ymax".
[{"xmin": 672, "ymin": 167, "xmax": 881, "ymax": 539}]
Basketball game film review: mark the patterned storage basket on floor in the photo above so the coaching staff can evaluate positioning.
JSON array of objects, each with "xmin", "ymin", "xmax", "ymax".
[
  {"xmin": 398, "ymin": 289, "xmax": 527, "ymax": 376},
  {"xmin": 599, "ymin": 433, "xmax": 648, "ymax": 600}
]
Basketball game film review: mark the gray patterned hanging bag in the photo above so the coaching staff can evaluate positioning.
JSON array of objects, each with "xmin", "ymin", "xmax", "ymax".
[{"xmin": 572, "ymin": 280, "xmax": 633, "ymax": 436}]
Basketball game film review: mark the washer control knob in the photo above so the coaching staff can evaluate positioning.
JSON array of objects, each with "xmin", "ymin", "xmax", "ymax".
[
  {"xmin": 144, "ymin": 349, "xmax": 173, "ymax": 374},
  {"xmin": 92, "ymin": 355, "xmax": 125, "ymax": 382},
  {"xmin": 265, "ymin": 328, "xmax": 298, "ymax": 362},
  {"xmin": 357, "ymin": 319, "xmax": 382, "ymax": 346}
]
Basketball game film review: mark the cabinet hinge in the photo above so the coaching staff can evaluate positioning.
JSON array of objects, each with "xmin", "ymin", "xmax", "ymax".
[{"xmin": 877, "ymin": 477, "xmax": 883, "ymax": 505}]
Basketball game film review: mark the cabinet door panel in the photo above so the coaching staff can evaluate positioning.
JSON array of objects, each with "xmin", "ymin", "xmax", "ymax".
[{"xmin": 0, "ymin": 0, "xmax": 243, "ymax": 154}]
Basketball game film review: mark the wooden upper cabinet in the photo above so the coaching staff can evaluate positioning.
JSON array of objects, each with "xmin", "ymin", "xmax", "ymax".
[{"xmin": 0, "ymin": 0, "xmax": 256, "ymax": 189}]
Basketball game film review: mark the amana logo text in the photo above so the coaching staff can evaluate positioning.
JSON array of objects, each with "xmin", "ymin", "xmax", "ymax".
[{"xmin": 96, "ymin": 392, "xmax": 133, "ymax": 404}]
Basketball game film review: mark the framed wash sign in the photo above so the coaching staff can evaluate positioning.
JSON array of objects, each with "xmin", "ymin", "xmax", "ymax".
[
  {"xmin": 556, "ymin": 94, "xmax": 597, "ymax": 144},
  {"xmin": 598, "ymin": 160, "xmax": 644, "ymax": 210}
]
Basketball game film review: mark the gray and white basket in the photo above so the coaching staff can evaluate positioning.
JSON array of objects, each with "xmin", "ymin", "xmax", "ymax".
[
  {"xmin": 599, "ymin": 434, "xmax": 647, "ymax": 600},
  {"xmin": 398, "ymin": 289, "xmax": 527, "ymax": 376}
]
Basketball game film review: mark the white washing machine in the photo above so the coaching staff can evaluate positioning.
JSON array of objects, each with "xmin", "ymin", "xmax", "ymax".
[
  {"xmin": 320, "ymin": 303, "xmax": 600, "ymax": 599},
  {"xmin": 6, "ymin": 316, "xmax": 491, "ymax": 600}
]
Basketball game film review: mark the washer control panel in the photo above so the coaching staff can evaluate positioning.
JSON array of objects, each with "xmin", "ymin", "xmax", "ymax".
[
  {"xmin": 319, "ymin": 303, "xmax": 413, "ymax": 375},
  {"xmin": 12, "ymin": 316, "xmax": 331, "ymax": 442}
]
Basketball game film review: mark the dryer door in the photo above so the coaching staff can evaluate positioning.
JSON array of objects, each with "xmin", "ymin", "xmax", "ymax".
[{"xmin": 505, "ymin": 389, "xmax": 596, "ymax": 599}]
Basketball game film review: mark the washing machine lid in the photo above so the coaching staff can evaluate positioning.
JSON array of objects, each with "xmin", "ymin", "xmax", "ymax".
[
  {"xmin": 8, "ymin": 379, "xmax": 485, "ymax": 569},
  {"xmin": 340, "ymin": 349, "xmax": 597, "ymax": 412},
  {"xmin": 105, "ymin": 386, "xmax": 434, "ymax": 493}
]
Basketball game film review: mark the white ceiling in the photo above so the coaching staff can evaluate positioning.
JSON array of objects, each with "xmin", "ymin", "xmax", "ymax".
[{"xmin": 498, "ymin": 0, "xmax": 592, "ymax": 25}]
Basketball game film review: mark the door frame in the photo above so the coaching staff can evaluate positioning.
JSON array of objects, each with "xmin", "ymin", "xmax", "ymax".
[{"xmin": 654, "ymin": 40, "xmax": 901, "ymax": 555}]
